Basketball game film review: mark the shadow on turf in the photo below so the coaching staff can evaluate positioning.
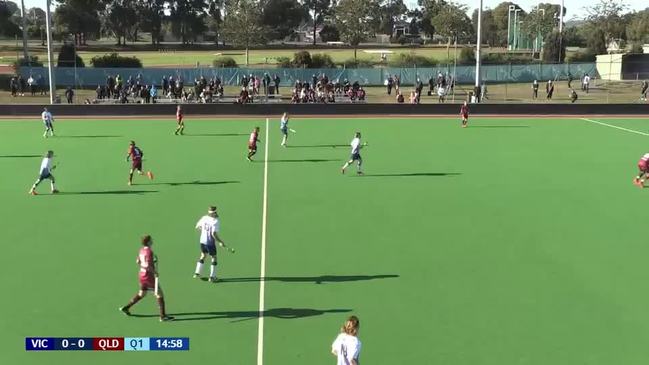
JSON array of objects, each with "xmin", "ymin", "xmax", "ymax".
[
  {"xmin": 360, "ymin": 173, "xmax": 461, "ymax": 177},
  {"xmin": 469, "ymin": 125, "xmax": 529, "ymax": 128},
  {"xmin": 218, "ymin": 274, "xmax": 399, "ymax": 284},
  {"xmin": 0, "ymin": 154, "xmax": 41, "ymax": 158},
  {"xmin": 56, "ymin": 135, "xmax": 123, "ymax": 138},
  {"xmin": 265, "ymin": 158, "xmax": 338, "ymax": 163},
  {"xmin": 287, "ymin": 144, "xmax": 349, "ymax": 148},
  {"xmin": 147, "ymin": 180, "xmax": 240, "ymax": 186},
  {"xmin": 61, "ymin": 190, "xmax": 158, "ymax": 195},
  {"xmin": 130, "ymin": 308, "xmax": 352, "ymax": 322}
]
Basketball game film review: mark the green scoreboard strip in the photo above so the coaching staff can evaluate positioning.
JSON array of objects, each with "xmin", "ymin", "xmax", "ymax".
[{"xmin": 25, "ymin": 337, "xmax": 189, "ymax": 351}]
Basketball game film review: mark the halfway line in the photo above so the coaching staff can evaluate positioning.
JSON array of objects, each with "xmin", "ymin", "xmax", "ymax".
[
  {"xmin": 257, "ymin": 117, "xmax": 270, "ymax": 365},
  {"xmin": 581, "ymin": 118, "xmax": 649, "ymax": 136}
]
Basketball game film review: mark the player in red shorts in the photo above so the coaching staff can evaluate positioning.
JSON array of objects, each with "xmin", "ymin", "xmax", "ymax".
[
  {"xmin": 126, "ymin": 140, "xmax": 154, "ymax": 185},
  {"xmin": 460, "ymin": 101, "xmax": 469, "ymax": 128},
  {"xmin": 247, "ymin": 126, "xmax": 261, "ymax": 161},
  {"xmin": 119, "ymin": 235, "xmax": 173, "ymax": 322},
  {"xmin": 174, "ymin": 105, "xmax": 184, "ymax": 135},
  {"xmin": 634, "ymin": 152, "xmax": 649, "ymax": 187}
]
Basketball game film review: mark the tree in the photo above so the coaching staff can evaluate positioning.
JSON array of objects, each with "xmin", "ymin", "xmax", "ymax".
[
  {"xmin": 57, "ymin": 42, "xmax": 85, "ymax": 67},
  {"xmin": 411, "ymin": 0, "xmax": 446, "ymax": 39},
  {"xmin": 221, "ymin": 0, "xmax": 267, "ymax": 65},
  {"xmin": 139, "ymin": 0, "xmax": 165, "ymax": 46},
  {"xmin": 471, "ymin": 8, "xmax": 498, "ymax": 46},
  {"xmin": 319, "ymin": 23, "xmax": 340, "ymax": 42},
  {"xmin": 262, "ymin": 0, "xmax": 308, "ymax": 40},
  {"xmin": 563, "ymin": 26, "xmax": 585, "ymax": 47},
  {"xmin": 0, "ymin": 0, "xmax": 20, "ymax": 37},
  {"xmin": 54, "ymin": 0, "xmax": 102, "ymax": 45},
  {"xmin": 542, "ymin": 30, "xmax": 565, "ymax": 63},
  {"xmin": 168, "ymin": 0, "xmax": 207, "ymax": 45},
  {"xmin": 377, "ymin": 0, "xmax": 407, "ymax": 35},
  {"xmin": 334, "ymin": 0, "xmax": 379, "ymax": 60},
  {"xmin": 304, "ymin": 0, "xmax": 331, "ymax": 45},
  {"xmin": 585, "ymin": 0, "xmax": 628, "ymax": 44},
  {"xmin": 431, "ymin": 2, "xmax": 473, "ymax": 59},
  {"xmin": 102, "ymin": 0, "xmax": 138, "ymax": 45},
  {"xmin": 491, "ymin": 2, "xmax": 525, "ymax": 47},
  {"xmin": 26, "ymin": 7, "xmax": 45, "ymax": 40},
  {"xmin": 205, "ymin": 0, "xmax": 223, "ymax": 45},
  {"xmin": 585, "ymin": 25, "xmax": 607, "ymax": 54},
  {"xmin": 626, "ymin": 10, "xmax": 649, "ymax": 48}
]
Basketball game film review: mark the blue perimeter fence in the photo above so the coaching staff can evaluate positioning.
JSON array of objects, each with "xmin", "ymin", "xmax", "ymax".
[{"xmin": 19, "ymin": 63, "xmax": 597, "ymax": 88}]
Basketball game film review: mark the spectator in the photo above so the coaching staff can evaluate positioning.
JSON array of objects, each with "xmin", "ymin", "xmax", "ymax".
[
  {"xmin": 10, "ymin": 76, "xmax": 17, "ymax": 97},
  {"xmin": 150, "ymin": 84, "xmax": 158, "ymax": 103},
  {"xmin": 386, "ymin": 75, "xmax": 393, "ymax": 95},
  {"xmin": 312, "ymin": 74, "xmax": 318, "ymax": 89},
  {"xmin": 532, "ymin": 80, "xmax": 539, "ymax": 99},
  {"xmin": 437, "ymin": 85, "xmax": 446, "ymax": 103},
  {"xmin": 65, "ymin": 87, "xmax": 74, "ymax": 104},
  {"xmin": 263, "ymin": 73, "xmax": 271, "ymax": 95},
  {"xmin": 162, "ymin": 76, "xmax": 168, "ymax": 94},
  {"xmin": 428, "ymin": 75, "xmax": 435, "ymax": 95},
  {"xmin": 238, "ymin": 87, "xmax": 250, "ymax": 104},
  {"xmin": 273, "ymin": 74, "xmax": 280, "ymax": 94},
  {"xmin": 415, "ymin": 78, "xmax": 423, "ymax": 103},
  {"xmin": 96, "ymin": 85, "xmax": 102, "ymax": 100},
  {"xmin": 582, "ymin": 73, "xmax": 590, "ymax": 93},
  {"xmin": 28, "ymin": 74, "xmax": 35, "ymax": 96},
  {"xmin": 144, "ymin": 85, "xmax": 151, "ymax": 103},
  {"xmin": 481, "ymin": 82, "xmax": 488, "ymax": 100},
  {"xmin": 641, "ymin": 80, "xmax": 648, "ymax": 101},
  {"xmin": 567, "ymin": 72, "xmax": 573, "ymax": 88},
  {"xmin": 18, "ymin": 75, "xmax": 25, "ymax": 96},
  {"xmin": 394, "ymin": 75, "xmax": 401, "ymax": 94},
  {"xmin": 409, "ymin": 91, "xmax": 417, "ymax": 104},
  {"xmin": 569, "ymin": 88, "xmax": 578, "ymax": 103},
  {"xmin": 396, "ymin": 91, "xmax": 404, "ymax": 103},
  {"xmin": 546, "ymin": 80, "xmax": 554, "ymax": 100},
  {"xmin": 357, "ymin": 87, "xmax": 366, "ymax": 101},
  {"xmin": 37, "ymin": 74, "xmax": 45, "ymax": 95}
]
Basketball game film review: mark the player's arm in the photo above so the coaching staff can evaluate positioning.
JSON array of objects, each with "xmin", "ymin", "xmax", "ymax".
[{"xmin": 212, "ymin": 232, "xmax": 226, "ymax": 247}]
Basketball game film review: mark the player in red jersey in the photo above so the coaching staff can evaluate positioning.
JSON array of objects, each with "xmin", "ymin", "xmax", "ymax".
[
  {"xmin": 119, "ymin": 235, "xmax": 174, "ymax": 322},
  {"xmin": 126, "ymin": 141, "xmax": 154, "ymax": 185},
  {"xmin": 634, "ymin": 152, "xmax": 649, "ymax": 187},
  {"xmin": 460, "ymin": 101, "xmax": 469, "ymax": 128},
  {"xmin": 247, "ymin": 127, "xmax": 262, "ymax": 161},
  {"xmin": 174, "ymin": 105, "xmax": 184, "ymax": 135}
]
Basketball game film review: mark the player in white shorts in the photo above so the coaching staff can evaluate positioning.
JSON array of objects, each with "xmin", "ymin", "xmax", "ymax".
[
  {"xmin": 29, "ymin": 150, "xmax": 59, "ymax": 195},
  {"xmin": 194, "ymin": 206, "xmax": 228, "ymax": 282},
  {"xmin": 41, "ymin": 107, "xmax": 54, "ymax": 138},
  {"xmin": 331, "ymin": 316, "xmax": 361, "ymax": 365},
  {"xmin": 341, "ymin": 132, "xmax": 365, "ymax": 175},
  {"xmin": 280, "ymin": 112, "xmax": 290, "ymax": 147}
]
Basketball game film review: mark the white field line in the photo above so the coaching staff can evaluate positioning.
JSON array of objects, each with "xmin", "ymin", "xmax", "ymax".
[
  {"xmin": 256, "ymin": 117, "xmax": 270, "ymax": 365},
  {"xmin": 581, "ymin": 118, "xmax": 649, "ymax": 136}
]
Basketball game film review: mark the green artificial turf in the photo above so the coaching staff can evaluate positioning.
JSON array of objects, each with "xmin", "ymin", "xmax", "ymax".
[{"xmin": 2, "ymin": 116, "xmax": 649, "ymax": 365}]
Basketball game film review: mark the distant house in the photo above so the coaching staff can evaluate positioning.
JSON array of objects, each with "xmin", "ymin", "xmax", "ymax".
[
  {"xmin": 295, "ymin": 23, "xmax": 323, "ymax": 43},
  {"xmin": 392, "ymin": 21, "xmax": 411, "ymax": 38},
  {"xmin": 643, "ymin": 44, "xmax": 649, "ymax": 54},
  {"xmin": 607, "ymin": 38, "xmax": 624, "ymax": 54}
]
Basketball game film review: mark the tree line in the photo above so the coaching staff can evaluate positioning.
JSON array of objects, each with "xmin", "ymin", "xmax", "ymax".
[{"xmin": 0, "ymin": 0, "xmax": 647, "ymax": 61}]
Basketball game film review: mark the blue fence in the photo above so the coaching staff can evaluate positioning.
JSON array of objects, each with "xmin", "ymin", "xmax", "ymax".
[{"xmin": 19, "ymin": 63, "xmax": 598, "ymax": 88}]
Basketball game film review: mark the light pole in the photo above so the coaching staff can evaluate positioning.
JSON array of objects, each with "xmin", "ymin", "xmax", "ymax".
[
  {"xmin": 513, "ymin": 9, "xmax": 522, "ymax": 50},
  {"xmin": 538, "ymin": 8, "xmax": 546, "ymax": 55},
  {"xmin": 45, "ymin": 0, "xmax": 56, "ymax": 104},
  {"xmin": 507, "ymin": 5, "xmax": 515, "ymax": 50},
  {"xmin": 559, "ymin": 0, "xmax": 564, "ymax": 34},
  {"xmin": 475, "ymin": 0, "xmax": 483, "ymax": 102}
]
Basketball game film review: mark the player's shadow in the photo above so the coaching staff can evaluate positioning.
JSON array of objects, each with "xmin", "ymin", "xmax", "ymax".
[
  {"xmin": 266, "ymin": 158, "xmax": 338, "ymax": 163},
  {"xmin": 218, "ymin": 274, "xmax": 399, "ymax": 284},
  {"xmin": 287, "ymin": 144, "xmax": 349, "ymax": 148},
  {"xmin": 147, "ymin": 180, "xmax": 240, "ymax": 186},
  {"xmin": 0, "ymin": 154, "xmax": 41, "ymax": 158},
  {"xmin": 360, "ymin": 172, "xmax": 461, "ymax": 177},
  {"xmin": 61, "ymin": 190, "xmax": 158, "ymax": 195},
  {"xmin": 185, "ymin": 133, "xmax": 249, "ymax": 137},
  {"xmin": 130, "ymin": 308, "xmax": 352, "ymax": 322},
  {"xmin": 469, "ymin": 125, "xmax": 529, "ymax": 128}
]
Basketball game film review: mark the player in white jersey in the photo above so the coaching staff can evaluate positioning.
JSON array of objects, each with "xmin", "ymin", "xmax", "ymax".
[
  {"xmin": 341, "ymin": 132, "xmax": 365, "ymax": 175},
  {"xmin": 280, "ymin": 112, "xmax": 290, "ymax": 147},
  {"xmin": 41, "ymin": 107, "xmax": 54, "ymax": 138},
  {"xmin": 194, "ymin": 206, "xmax": 228, "ymax": 282},
  {"xmin": 29, "ymin": 150, "xmax": 59, "ymax": 195},
  {"xmin": 331, "ymin": 316, "xmax": 361, "ymax": 365}
]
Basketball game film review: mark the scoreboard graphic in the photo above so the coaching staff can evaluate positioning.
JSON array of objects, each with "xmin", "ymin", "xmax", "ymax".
[{"xmin": 26, "ymin": 337, "xmax": 189, "ymax": 351}]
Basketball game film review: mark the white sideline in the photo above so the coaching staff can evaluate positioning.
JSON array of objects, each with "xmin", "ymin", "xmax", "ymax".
[
  {"xmin": 257, "ymin": 117, "xmax": 270, "ymax": 365},
  {"xmin": 581, "ymin": 118, "xmax": 649, "ymax": 136}
]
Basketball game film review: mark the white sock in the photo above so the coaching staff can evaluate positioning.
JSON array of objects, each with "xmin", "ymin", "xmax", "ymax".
[
  {"xmin": 210, "ymin": 263, "xmax": 217, "ymax": 278},
  {"xmin": 195, "ymin": 261, "xmax": 203, "ymax": 275},
  {"xmin": 50, "ymin": 182, "xmax": 56, "ymax": 191}
]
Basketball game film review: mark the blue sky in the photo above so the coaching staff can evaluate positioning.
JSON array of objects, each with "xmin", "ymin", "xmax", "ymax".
[{"xmin": 17, "ymin": 0, "xmax": 649, "ymax": 20}]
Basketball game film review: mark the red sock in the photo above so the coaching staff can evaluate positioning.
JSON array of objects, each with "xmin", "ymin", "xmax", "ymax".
[{"xmin": 157, "ymin": 297, "xmax": 166, "ymax": 317}]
